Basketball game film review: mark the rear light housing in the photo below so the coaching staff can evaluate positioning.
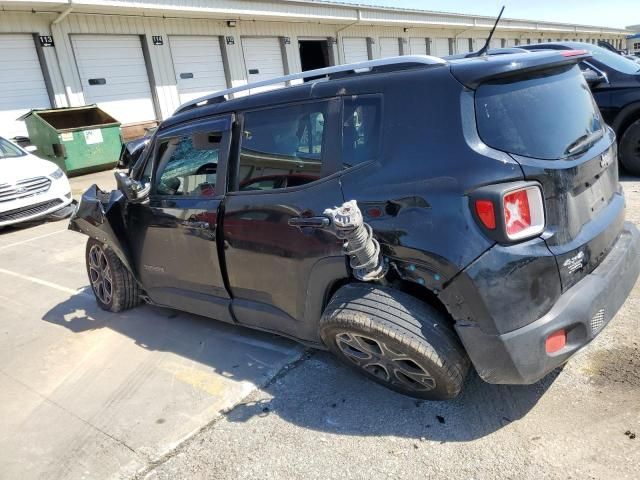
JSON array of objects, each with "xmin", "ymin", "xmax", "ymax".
[{"xmin": 470, "ymin": 181, "xmax": 546, "ymax": 244}]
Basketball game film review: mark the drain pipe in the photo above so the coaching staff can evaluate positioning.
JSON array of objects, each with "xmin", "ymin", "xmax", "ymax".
[
  {"xmin": 335, "ymin": 9, "xmax": 362, "ymax": 64},
  {"xmin": 50, "ymin": 1, "xmax": 73, "ymax": 107},
  {"xmin": 52, "ymin": 3, "xmax": 73, "ymax": 25}
]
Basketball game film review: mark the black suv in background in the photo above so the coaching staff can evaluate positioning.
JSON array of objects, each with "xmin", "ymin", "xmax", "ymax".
[
  {"xmin": 522, "ymin": 42, "xmax": 640, "ymax": 175},
  {"xmin": 70, "ymin": 51, "xmax": 640, "ymax": 400}
]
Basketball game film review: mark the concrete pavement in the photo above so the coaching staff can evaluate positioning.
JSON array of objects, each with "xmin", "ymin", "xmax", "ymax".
[{"xmin": 0, "ymin": 169, "xmax": 303, "ymax": 479}]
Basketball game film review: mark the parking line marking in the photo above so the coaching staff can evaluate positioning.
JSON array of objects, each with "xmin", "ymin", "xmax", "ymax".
[
  {"xmin": 0, "ymin": 229, "xmax": 68, "ymax": 251},
  {"xmin": 0, "ymin": 268, "xmax": 90, "ymax": 297}
]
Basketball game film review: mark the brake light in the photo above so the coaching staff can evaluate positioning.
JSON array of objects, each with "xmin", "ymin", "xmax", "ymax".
[
  {"xmin": 561, "ymin": 49, "xmax": 588, "ymax": 57},
  {"xmin": 474, "ymin": 200, "xmax": 496, "ymax": 230},
  {"xmin": 503, "ymin": 186, "xmax": 545, "ymax": 241}
]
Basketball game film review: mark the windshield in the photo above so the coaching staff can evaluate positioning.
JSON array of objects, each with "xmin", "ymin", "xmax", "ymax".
[
  {"xmin": 586, "ymin": 44, "xmax": 640, "ymax": 74},
  {"xmin": 475, "ymin": 65, "xmax": 604, "ymax": 160},
  {"xmin": 0, "ymin": 138, "xmax": 26, "ymax": 159}
]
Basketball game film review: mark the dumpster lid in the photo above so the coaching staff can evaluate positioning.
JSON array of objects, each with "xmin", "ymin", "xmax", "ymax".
[{"xmin": 18, "ymin": 105, "xmax": 121, "ymax": 132}]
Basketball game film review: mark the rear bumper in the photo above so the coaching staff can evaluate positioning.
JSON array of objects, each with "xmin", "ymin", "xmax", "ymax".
[{"xmin": 456, "ymin": 221, "xmax": 640, "ymax": 384}]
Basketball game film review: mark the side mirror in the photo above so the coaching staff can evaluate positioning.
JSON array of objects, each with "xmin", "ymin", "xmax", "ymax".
[
  {"xmin": 582, "ymin": 68, "xmax": 606, "ymax": 87},
  {"xmin": 114, "ymin": 171, "xmax": 150, "ymax": 203},
  {"xmin": 24, "ymin": 145, "xmax": 37, "ymax": 153}
]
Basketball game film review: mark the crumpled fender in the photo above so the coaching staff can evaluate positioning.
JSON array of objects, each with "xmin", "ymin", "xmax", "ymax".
[{"xmin": 68, "ymin": 184, "xmax": 135, "ymax": 275}]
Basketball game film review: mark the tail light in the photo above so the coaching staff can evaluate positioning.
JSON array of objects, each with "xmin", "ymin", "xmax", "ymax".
[
  {"xmin": 503, "ymin": 186, "xmax": 545, "ymax": 241},
  {"xmin": 470, "ymin": 182, "xmax": 545, "ymax": 243}
]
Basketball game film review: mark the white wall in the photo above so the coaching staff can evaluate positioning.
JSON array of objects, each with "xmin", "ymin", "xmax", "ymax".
[{"xmin": 0, "ymin": 10, "xmax": 631, "ymax": 127}]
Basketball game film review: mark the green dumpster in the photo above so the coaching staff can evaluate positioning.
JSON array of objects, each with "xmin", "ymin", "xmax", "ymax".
[{"xmin": 19, "ymin": 105, "xmax": 122, "ymax": 176}]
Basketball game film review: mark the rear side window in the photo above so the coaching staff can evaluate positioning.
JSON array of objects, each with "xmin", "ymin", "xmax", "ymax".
[
  {"xmin": 475, "ymin": 65, "xmax": 604, "ymax": 159},
  {"xmin": 235, "ymin": 102, "xmax": 328, "ymax": 192},
  {"xmin": 342, "ymin": 96, "xmax": 382, "ymax": 168}
]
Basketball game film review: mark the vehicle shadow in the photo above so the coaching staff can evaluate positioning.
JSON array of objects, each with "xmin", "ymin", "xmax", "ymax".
[
  {"xmin": 42, "ymin": 291, "xmax": 558, "ymax": 443},
  {"xmin": 224, "ymin": 351, "xmax": 559, "ymax": 442}
]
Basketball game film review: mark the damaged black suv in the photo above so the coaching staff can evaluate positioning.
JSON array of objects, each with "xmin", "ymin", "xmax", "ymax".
[{"xmin": 70, "ymin": 51, "xmax": 640, "ymax": 400}]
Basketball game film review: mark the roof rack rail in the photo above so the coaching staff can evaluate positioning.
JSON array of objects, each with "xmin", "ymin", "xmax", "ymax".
[{"xmin": 173, "ymin": 55, "xmax": 447, "ymax": 115}]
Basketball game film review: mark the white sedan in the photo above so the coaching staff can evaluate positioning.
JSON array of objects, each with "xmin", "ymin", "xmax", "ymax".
[{"xmin": 0, "ymin": 137, "xmax": 73, "ymax": 227}]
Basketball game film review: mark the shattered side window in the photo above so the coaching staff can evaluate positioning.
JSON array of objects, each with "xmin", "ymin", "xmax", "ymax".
[{"xmin": 155, "ymin": 133, "xmax": 221, "ymax": 197}]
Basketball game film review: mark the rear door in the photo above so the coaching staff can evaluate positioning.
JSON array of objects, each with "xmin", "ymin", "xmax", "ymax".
[
  {"xmin": 221, "ymin": 98, "xmax": 346, "ymax": 340},
  {"xmin": 127, "ymin": 114, "xmax": 233, "ymax": 321}
]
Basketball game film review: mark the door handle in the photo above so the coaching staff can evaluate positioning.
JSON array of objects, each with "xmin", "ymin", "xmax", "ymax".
[
  {"xmin": 182, "ymin": 220, "xmax": 210, "ymax": 229},
  {"xmin": 288, "ymin": 216, "xmax": 330, "ymax": 229}
]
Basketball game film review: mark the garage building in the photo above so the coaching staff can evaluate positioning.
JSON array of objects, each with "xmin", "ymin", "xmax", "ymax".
[{"xmin": 0, "ymin": 0, "xmax": 630, "ymax": 139}]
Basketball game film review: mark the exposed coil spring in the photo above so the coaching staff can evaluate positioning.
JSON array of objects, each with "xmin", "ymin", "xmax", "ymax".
[{"xmin": 344, "ymin": 223, "xmax": 381, "ymax": 274}]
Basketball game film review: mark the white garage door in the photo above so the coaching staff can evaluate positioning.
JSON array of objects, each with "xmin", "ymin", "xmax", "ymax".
[
  {"xmin": 72, "ymin": 35, "xmax": 156, "ymax": 125},
  {"xmin": 409, "ymin": 38, "xmax": 428, "ymax": 56},
  {"xmin": 456, "ymin": 38, "xmax": 471, "ymax": 54},
  {"xmin": 379, "ymin": 38, "xmax": 400, "ymax": 58},
  {"xmin": 342, "ymin": 37, "xmax": 369, "ymax": 64},
  {"xmin": 169, "ymin": 36, "xmax": 227, "ymax": 105},
  {"xmin": 432, "ymin": 38, "xmax": 450, "ymax": 57},
  {"xmin": 0, "ymin": 34, "xmax": 50, "ymax": 139},
  {"xmin": 241, "ymin": 37, "xmax": 285, "ymax": 94}
]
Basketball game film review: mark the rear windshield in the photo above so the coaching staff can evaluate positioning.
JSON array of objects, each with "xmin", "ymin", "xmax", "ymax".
[{"xmin": 475, "ymin": 65, "xmax": 604, "ymax": 159}]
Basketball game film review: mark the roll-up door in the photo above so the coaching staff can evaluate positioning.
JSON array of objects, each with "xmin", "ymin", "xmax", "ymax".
[
  {"xmin": 379, "ymin": 37, "xmax": 400, "ymax": 58},
  {"xmin": 169, "ymin": 36, "xmax": 228, "ymax": 105},
  {"xmin": 342, "ymin": 37, "xmax": 369, "ymax": 64},
  {"xmin": 0, "ymin": 34, "xmax": 51, "ymax": 139},
  {"xmin": 432, "ymin": 38, "xmax": 450, "ymax": 57},
  {"xmin": 71, "ymin": 35, "xmax": 156, "ymax": 125},
  {"xmin": 456, "ymin": 37, "xmax": 471, "ymax": 54},
  {"xmin": 241, "ymin": 37, "xmax": 286, "ymax": 94},
  {"xmin": 409, "ymin": 38, "xmax": 428, "ymax": 56}
]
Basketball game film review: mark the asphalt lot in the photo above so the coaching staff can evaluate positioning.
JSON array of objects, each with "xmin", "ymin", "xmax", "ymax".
[{"xmin": 0, "ymin": 169, "xmax": 639, "ymax": 480}]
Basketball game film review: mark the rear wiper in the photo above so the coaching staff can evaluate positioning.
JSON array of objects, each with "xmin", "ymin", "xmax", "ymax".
[{"xmin": 564, "ymin": 130, "xmax": 604, "ymax": 156}]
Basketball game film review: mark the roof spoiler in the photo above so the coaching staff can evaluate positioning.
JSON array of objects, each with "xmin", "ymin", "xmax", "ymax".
[{"xmin": 449, "ymin": 50, "xmax": 592, "ymax": 89}]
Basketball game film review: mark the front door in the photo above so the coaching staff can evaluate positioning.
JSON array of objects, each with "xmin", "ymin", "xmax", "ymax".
[
  {"xmin": 222, "ymin": 99, "xmax": 348, "ymax": 341},
  {"xmin": 128, "ymin": 114, "xmax": 233, "ymax": 322}
]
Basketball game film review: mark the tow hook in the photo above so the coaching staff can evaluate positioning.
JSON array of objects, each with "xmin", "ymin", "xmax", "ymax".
[{"xmin": 322, "ymin": 200, "xmax": 388, "ymax": 282}]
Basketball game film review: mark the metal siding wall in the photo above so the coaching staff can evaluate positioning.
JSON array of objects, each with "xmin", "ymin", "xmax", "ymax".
[{"xmin": 0, "ymin": 9, "xmax": 630, "ymax": 124}]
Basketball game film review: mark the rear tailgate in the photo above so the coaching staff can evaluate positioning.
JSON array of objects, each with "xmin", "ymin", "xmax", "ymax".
[{"xmin": 462, "ymin": 51, "xmax": 625, "ymax": 291}]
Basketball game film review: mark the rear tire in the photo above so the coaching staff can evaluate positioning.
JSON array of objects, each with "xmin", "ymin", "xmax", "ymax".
[
  {"xmin": 619, "ymin": 119, "xmax": 640, "ymax": 176},
  {"xmin": 320, "ymin": 284, "xmax": 470, "ymax": 400},
  {"xmin": 85, "ymin": 238, "xmax": 141, "ymax": 312}
]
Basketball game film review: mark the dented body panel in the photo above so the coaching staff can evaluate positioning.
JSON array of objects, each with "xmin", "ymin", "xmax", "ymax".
[{"xmin": 69, "ymin": 185, "xmax": 136, "ymax": 276}]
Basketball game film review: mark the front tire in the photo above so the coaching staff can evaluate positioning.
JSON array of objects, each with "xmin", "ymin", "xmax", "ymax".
[
  {"xmin": 619, "ymin": 119, "xmax": 640, "ymax": 176},
  {"xmin": 85, "ymin": 238, "xmax": 141, "ymax": 312},
  {"xmin": 320, "ymin": 284, "xmax": 470, "ymax": 400}
]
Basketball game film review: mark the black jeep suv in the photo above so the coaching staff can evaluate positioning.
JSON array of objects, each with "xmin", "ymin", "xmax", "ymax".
[
  {"xmin": 522, "ymin": 42, "xmax": 640, "ymax": 175},
  {"xmin": 70, "ymin": 51, "xmax": 640, "ymax": 400}
]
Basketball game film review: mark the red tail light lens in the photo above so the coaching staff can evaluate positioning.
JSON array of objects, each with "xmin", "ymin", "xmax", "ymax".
[
  {"xmin": 503, "ymin": 186, "xmax": 545, "ymax": 240},
  {"xmin": 474, "ymin": 200, "xmax": 496, "ymax": 230}
]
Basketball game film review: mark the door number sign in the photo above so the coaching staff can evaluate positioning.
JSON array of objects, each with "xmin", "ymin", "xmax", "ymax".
[{"xmin": 39, "ymin": 36, "xmax": 55, "ymax": 47}]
